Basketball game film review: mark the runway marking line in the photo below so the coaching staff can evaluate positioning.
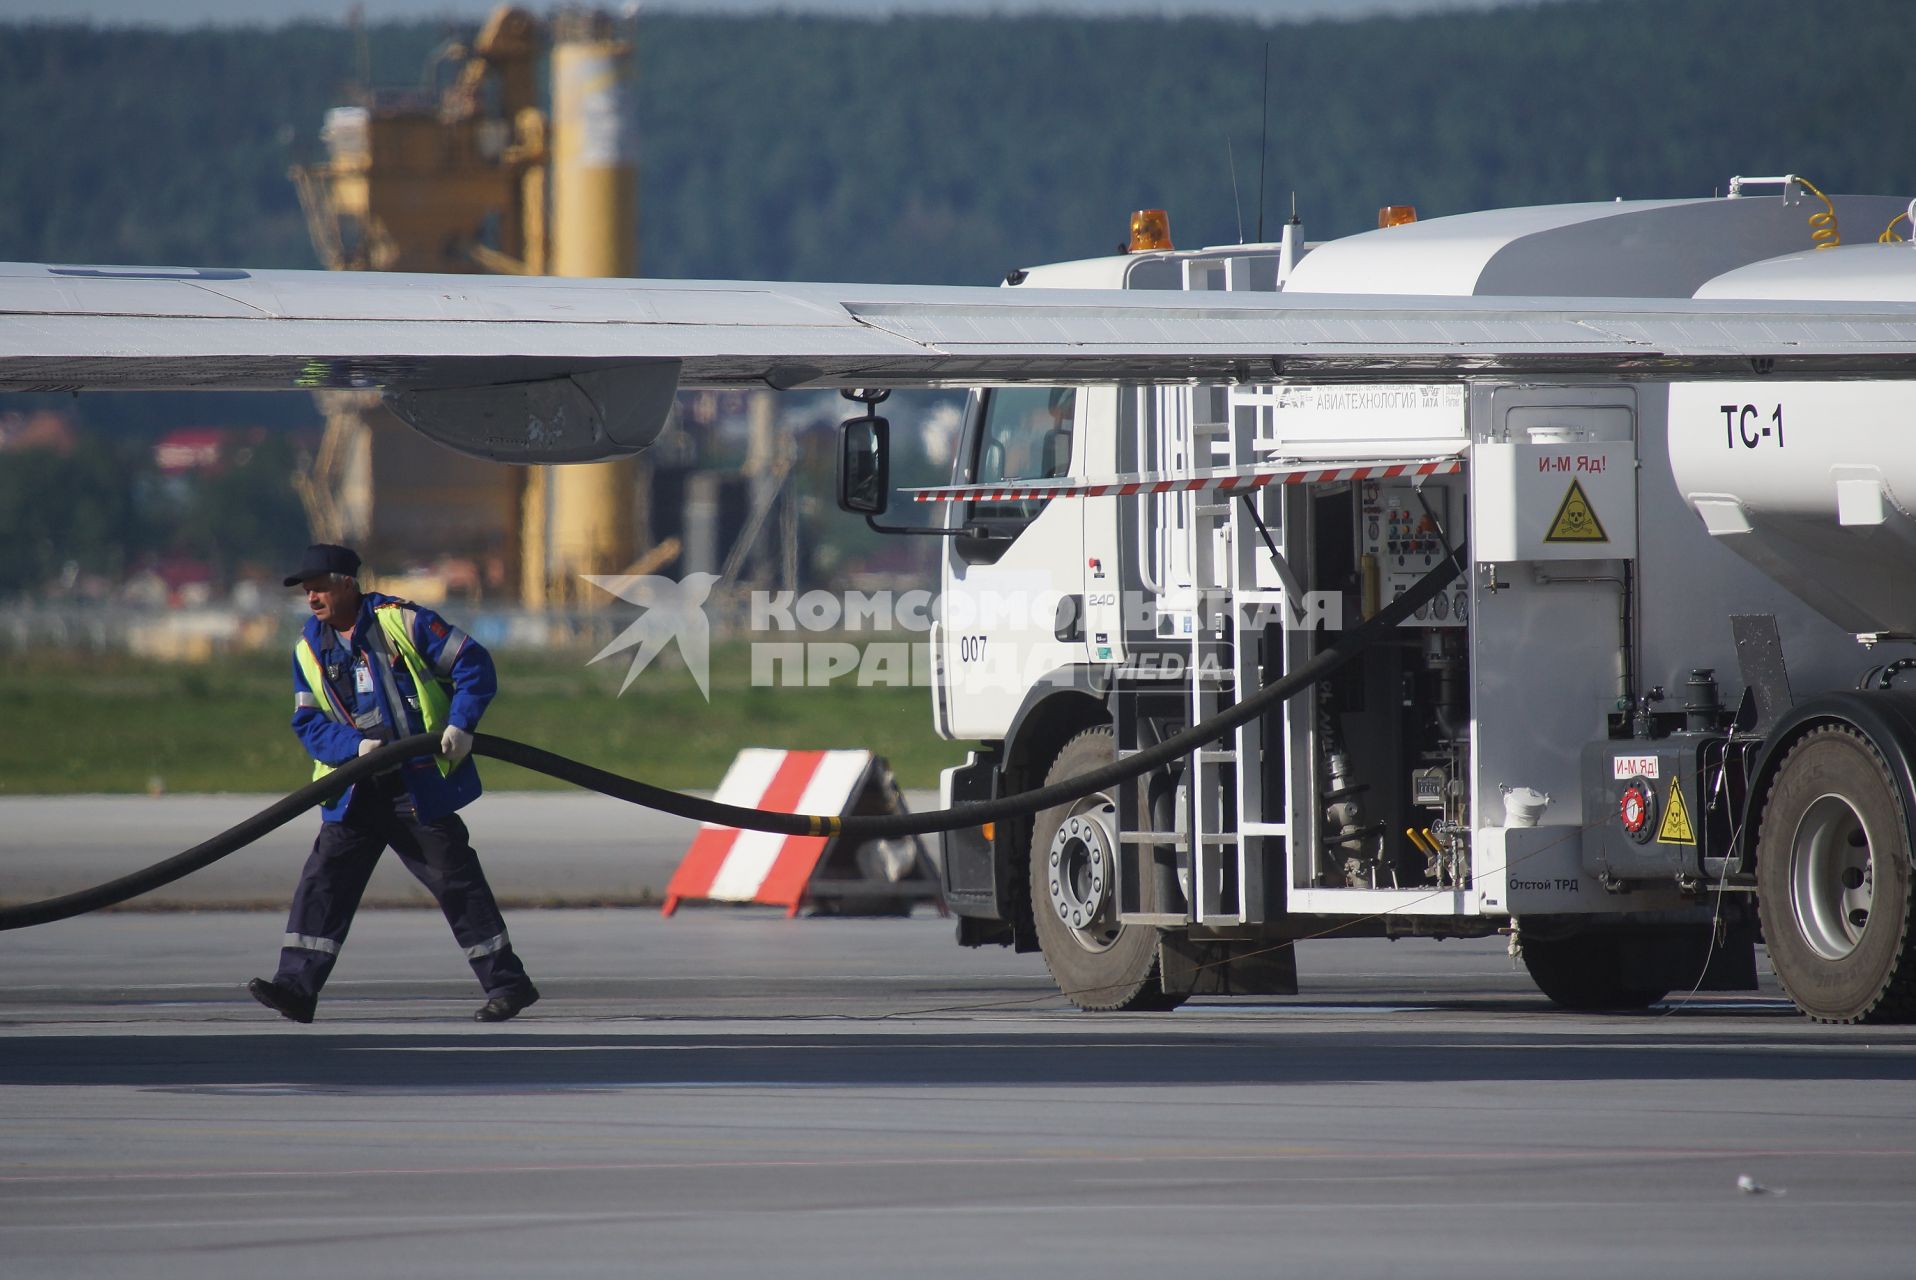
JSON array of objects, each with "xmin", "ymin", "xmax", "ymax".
[
  {"xmin": 6, "ymin": 1145, "xmax": 1916, "ymax": 1185},
  {"xmin": 340, "ymin": 1040, "xmax": 1207, "ymax": 1053},
  {"xmin": 3, "ymin": 1189, "xmax": 332, "ymax": 1204},
  {"xmin": 8, "ymin": 1198, "xmax": 1916, "ymax": 1237}
]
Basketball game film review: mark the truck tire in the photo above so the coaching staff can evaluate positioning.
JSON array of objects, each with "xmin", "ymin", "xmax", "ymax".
[
  {"xmin": 1029, "ymin": 726, "xmax": 1183, "ymax": 1011},
  {"xmin": 1520, "ymin": 931, "xmax": 1671, "ymax": 1011},
  {"xmin": 1755, "ymin": 726, "xmax": 1916, "ymax": 1023}
]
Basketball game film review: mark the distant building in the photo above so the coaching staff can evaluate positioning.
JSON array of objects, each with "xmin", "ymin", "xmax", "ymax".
[
  {"xmin": 0, "ymin": 410, "xmax": 78, "ymax": 454},
  {"xmin": 152, "ymin": 428, "xmax": 226, "ymax": 474}
]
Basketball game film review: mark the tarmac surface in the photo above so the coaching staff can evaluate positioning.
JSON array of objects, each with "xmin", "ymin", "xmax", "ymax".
[
  {"xmin": 3, "ymin": 796, "xmax": 1916, "ymax": 1276},
  {"xmin": 0, "ymin": 790, "xmax": 806, "ymax": 910}
]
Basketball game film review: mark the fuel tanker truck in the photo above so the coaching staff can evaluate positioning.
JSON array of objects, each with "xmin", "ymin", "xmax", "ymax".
[
  {"xmin": 862, "ymin": 180, "xmax": 1916, "ymax": 1023},
  {"xmin": 9, "ymin": 174, "xmax": 1916, "ymax": 1025}
]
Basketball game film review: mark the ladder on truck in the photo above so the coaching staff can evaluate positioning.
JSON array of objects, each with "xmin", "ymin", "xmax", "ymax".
[{"xmin": 1116, "ymin": 253, "xmax": 1296, "ymax": 930}]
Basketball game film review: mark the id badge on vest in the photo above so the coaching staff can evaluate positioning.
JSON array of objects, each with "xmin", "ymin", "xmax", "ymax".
[{"xmin": 351, "ymin": 657, "xmax": 386, "ymax": 733}]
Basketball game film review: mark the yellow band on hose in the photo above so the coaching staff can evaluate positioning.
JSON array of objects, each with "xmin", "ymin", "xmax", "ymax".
[{"xmin": 807, "ymin": 816, "xmax": 841, "ymax": 837}]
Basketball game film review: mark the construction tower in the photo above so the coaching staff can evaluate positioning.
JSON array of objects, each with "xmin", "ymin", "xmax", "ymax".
[{"xmin": 520, "ymin": 8, "xmax": 643, "ymax": 607}]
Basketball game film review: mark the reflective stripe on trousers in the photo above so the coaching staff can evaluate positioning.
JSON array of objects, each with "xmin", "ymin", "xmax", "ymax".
[{"xmin": 464, "ymin": 931, "xmax": 510, "ymax": 960}]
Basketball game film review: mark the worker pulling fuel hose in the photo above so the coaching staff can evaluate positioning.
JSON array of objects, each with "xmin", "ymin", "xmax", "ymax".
[{"xmin": 0, "ymin": 548, "xmax": 1462, "ymax": 933}]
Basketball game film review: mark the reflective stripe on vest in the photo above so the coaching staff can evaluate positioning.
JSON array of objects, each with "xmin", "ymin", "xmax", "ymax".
[
  {"xmin": 293, "ymin": 636, "xmax": 349, "ymax": 784},
  {"xmin": 373, "ymin": 603, "xmax": 456, "ymax": 779},
  {"xmin": 292, "ymin": 604, "xmax": 458, "ymax": 782}
]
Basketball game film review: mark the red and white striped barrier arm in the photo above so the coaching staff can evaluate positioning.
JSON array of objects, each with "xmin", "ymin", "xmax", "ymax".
[{"xmin": 906, "ymin": 454, "xmax": 1464, "ymax": 503}]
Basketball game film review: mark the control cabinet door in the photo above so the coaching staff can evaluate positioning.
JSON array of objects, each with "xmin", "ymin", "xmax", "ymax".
[{"xmin": 1470, "ymin": 387, "xmax": 1638, "ymax": 913}]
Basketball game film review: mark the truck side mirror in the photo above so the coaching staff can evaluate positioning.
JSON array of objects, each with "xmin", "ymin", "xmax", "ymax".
[
  {"xmin": 837, "ymin": 413, "xmax": 891, "ymax": 516},
  {"xmin": 1041, "ymin": 425, "xmax": 1072, "ymax": 478}
]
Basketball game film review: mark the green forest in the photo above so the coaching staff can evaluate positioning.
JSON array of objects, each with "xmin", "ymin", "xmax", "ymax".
[{"xmin": 0, "ymin": 0, "xmax": 1911, "ymax": 284}]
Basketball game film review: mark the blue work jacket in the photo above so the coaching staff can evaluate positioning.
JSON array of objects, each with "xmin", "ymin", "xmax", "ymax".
[{"xmin": 291, "ymin": 592, "xmax": 496, "ymax": 822}]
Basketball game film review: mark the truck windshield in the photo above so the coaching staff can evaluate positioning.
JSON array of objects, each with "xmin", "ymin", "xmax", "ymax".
[{"xmin": 968, "ymin": 386, "xmax": 1076, "ymax": 526}]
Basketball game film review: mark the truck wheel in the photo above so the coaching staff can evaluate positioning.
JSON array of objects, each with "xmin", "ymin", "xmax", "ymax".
[
  {"xmin": 1029, "ymin": 726, "xmax": 1183, "ymax": 1011},
  {"xmin": 1520, "ymin": 931, "xmax": 1670, "ymax": 1011},
  {"xmin": 1755, "ymin": 726, "xmax": 1916, "ymax": 1023}
]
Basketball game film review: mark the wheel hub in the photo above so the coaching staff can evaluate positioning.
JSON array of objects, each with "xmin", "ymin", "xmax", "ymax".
[
  {"xmin": 1790, "ymin": 793, "xmax": 1876, "ymax": 961},
  {"xmin": 1047, "ymin": 800, "xmax": 1118, "ymax": 943}
]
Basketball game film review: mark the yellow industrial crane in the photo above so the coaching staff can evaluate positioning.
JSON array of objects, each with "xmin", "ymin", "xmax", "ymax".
[{"xmin": 292, "ymin": 5, "xmax": 546, "ymax": 276}]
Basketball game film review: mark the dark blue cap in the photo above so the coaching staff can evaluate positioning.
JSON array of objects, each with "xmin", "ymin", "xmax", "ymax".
[{"xmin": 284, "ymin": 544, "xmax": 362, "ymax": 587}]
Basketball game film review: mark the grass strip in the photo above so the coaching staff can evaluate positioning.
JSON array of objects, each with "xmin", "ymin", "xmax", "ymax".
[{"xmin": 0, "ymin": 644, "xmax": 961, "ymax": 794}]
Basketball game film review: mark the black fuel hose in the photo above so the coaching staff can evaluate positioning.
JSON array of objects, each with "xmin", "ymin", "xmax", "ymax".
[{"xmin": 0, "ymin": 548, "xmax": 1460, "ymax": 931}]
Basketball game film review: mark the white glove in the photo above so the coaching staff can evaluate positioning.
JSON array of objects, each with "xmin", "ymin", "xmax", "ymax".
[
  {"xmin": 440, "ymin": 724, "xmax": 474, "ymax": 764},
  {"xmin": 357, "ymin": 738, "xmax": 380, "ymax": 758}
]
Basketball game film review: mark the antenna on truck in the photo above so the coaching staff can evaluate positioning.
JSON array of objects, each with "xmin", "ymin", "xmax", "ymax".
[
  {"xmin": 1255, "ymin": 41, "xmax": 1272, "ymax": 243},
  {"xmin": 1226, "ymin": 136, "xmax": 1245, "ymax": 244}
]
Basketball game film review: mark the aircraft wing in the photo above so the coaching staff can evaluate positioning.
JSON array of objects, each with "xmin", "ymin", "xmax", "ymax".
[{"xmin": 7, "ymin": 260, "xmax": 1916, "ymax": 462}]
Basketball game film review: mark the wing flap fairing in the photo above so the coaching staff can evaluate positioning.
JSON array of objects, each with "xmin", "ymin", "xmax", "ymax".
[{"xmin": 386, "ymin": 362, "xmax": 682, "ymax": 463}]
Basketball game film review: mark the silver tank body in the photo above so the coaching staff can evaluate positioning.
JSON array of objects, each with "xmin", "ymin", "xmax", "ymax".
[{"xmin": 1671, "ymin": 242, "xmax": 1916, "ymax": 636}]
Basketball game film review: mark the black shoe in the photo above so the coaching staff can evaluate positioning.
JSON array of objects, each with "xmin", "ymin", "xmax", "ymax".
[
  {"xmin": 248, "ymin": 978, "xmax": 316, "ymax": 1024},
  {"xmin": 474, "ymin": 984, "xmax": 539, "ymax": 1023}
]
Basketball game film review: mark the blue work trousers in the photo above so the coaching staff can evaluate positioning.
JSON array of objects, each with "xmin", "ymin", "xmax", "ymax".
[{"xmin": 275, "ymin": 777, "xmax": 533, "ymax": 1001}]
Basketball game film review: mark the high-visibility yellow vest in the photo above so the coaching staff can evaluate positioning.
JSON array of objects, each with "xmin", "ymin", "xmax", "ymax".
[{"xmin": 294, "ymin": 603, "xmax": 456, "ymax": 781}]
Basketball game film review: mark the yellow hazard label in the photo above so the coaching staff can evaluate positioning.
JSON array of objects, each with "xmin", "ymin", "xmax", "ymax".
[
  {"xmin": 1544, "ymin": 478, "xmax": 1609, "ymax": 543},
  {"xmin": 1656, "ymin": 777, "xmax": 1696, "ymax": 845}
]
